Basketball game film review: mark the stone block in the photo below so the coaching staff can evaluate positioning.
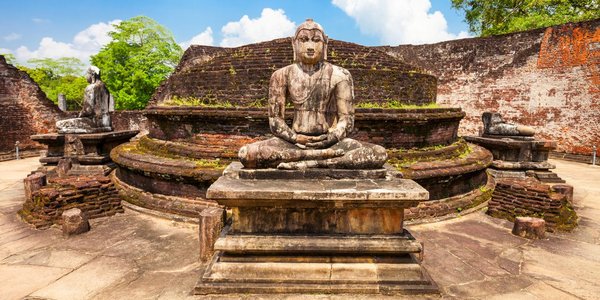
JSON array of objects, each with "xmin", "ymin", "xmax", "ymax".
[
  {"xmin": 24, "ymin": 172, "xmax": 46, "ymax": 200},
  {"xmin": 512, "ymin": 217, "xmax": 545, "ymax": 239},
  {"xmin": 198, "ymin": 207, "xmax": 224, "ymax": 262},
  {"xmin": 62, "ymin": 208, "xmax": 90, "ymax": 236}
]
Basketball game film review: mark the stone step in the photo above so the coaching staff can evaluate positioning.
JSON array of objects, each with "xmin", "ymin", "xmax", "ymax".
[
  {"xmin": 196, "ymin": 260, "xmax": 438, "ymax": 295},
  {"xmin": 214, "ymin": 234, "xmax": 422, "ymax": 254}
]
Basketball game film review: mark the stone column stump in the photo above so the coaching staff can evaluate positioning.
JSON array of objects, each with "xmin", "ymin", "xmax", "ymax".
[
  {"xmin": 24, "ymin": 172, "xmax": 46, "ymax": 200},
  {"xmin": 199, "ymin": 207, "xmax": 225, "ymax": 262},
  {"xmin": 62, "ymin": 208, "xmax": 90, "ymax": 235},
  {"xmin": 512, "ymin": 217, "xmax": 545, "ymax": 239}
]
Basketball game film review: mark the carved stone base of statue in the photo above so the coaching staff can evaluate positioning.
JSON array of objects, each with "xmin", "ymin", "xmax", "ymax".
[
  {"xmin": 56, "ymin": 117, "xmax": 112, "ymax": 134},
  {"xmin": 31, "ymin": 130, "xmax": 138, "ymax": 176},
  {"xmin": 194, "ymin": 163, "xmax": 438, "ymax": 295},
  {"xmin": 464, "ymin": 135, "xmax": 565, "ymax": 183}
]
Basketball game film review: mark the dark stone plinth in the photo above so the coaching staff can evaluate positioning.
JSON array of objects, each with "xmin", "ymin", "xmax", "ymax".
[
  {"xmin": 196, "ymin": 163, "xmax": 437, "ymax": 295},
  {"xmin": 32, "ymin": 130, "xmax": 138, "ymax": 167},
  {"xmin": 464, "ymin": 135, "xmax": 555, "ymax": 163},
  {"xmin": 62, "ymin": 208, "xmax": 90, "ymax": 235},
  {"xmin": 512, "ymin": 217, "xmax": 546, "ymax": 239},
  {"xmin": 31, "ymin": 130, "xmax": 138, "ymax": 177}
]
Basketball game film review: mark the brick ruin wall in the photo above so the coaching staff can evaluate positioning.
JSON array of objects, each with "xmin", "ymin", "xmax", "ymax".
[
  {"xmin": 20, "ymin": 174, "xmax": 123, "ymax": 229},
  {"xmin": 488, "ymin": 178, "xmax": 577, "ymax": 231},
  {"xmin": 383, "ymin": 19, "xmax": 600, "ymax": 155},
  {"xmin": 0, "ymin": 55, "xmax": 65, "ymax": 159}
]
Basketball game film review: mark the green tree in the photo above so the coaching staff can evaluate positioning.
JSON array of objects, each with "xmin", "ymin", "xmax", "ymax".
[
  {"xmin": 19, "ymin": 57, "xmax": 87, "ymax": 109},
  {"xmin": 91, "ymin": 16, "xmax": 183, "ymax": 110},
  {"xmin": 452, "ymin": 0, "xmax": 600, "ymax": 36}
]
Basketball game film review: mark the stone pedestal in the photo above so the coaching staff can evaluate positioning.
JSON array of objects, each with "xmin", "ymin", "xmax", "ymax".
[
  {"xmin": 31, "ymin": 130, "xmax": 138, "ymax": 176},
  {"xmin": 465, "ymin": 135, "xmax": 564, "ymax": 183},
  {"xmin": 195, "ymin": 163, "xmax": 438, "ymax": 295}
]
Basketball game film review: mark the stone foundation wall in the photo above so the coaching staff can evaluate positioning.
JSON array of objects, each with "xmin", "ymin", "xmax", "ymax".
[
  {"xmin": 19, "ymin": 174, "xmax": 123, "ymax": 229},
  {"xmin": 383, "ymin": 19, "xmax": 600, "ymax": 155},
  {"xmin": 487, "ymin": 177, "xmax": 577, "ymax": 231},
  {"xmin": 0, "ymin": 55, "xmax": 64, "ymax": 157},
  {"xmin": 110, "ymin": 111, "xmax": 148, "ymax": 132}
]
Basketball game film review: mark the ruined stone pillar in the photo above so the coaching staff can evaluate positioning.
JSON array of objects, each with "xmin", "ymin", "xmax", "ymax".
[
  {"xmin": 58, "ymin": 94, "xmax": 67, "ymax": 111},
  {"xmin": 198, "ymin": 207, "xmax": 225, "ymax": 262}
]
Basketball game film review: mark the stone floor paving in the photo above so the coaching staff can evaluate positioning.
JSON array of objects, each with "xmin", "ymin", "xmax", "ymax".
[{"xmin": 0, "ymin": 157, "xmax": 599, "ymax": 299}]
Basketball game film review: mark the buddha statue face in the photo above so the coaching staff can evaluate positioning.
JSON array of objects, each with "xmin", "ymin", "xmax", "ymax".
[{"xmin": 293, "ymin": 19, "xmax": 328, "ymax": 66}]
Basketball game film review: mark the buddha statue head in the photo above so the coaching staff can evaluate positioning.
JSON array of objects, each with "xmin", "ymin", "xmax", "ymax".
[
  {"xmin": 85, "ymin": 66, "xmax": 101, "ymax": 84},
  {"xmin": 292, "ymin": 19, "xmax": 328, "ymax": 66}
]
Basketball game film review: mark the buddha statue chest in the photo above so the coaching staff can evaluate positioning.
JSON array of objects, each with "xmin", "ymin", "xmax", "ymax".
[{"xmin": 287, "ymin": 63, "xmax": 336, "ymax": 135}]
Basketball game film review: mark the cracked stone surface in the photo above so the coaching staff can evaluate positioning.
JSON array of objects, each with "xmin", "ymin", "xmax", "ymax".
[{"xmin": 1, "ymin": 157, "xmax": 599, "ymax": 299}]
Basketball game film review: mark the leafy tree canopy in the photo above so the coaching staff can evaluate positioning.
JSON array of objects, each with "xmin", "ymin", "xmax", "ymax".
[
  {"xmin": 452, "ymin": 0, "xmax": 600, "ymax": 36},
  {"xmin": 19, "ymin": 57, "xmax": 87, "ymax": 110},
  {"xmin": 91, "ymin": 16, "xmax": 183, "ymax": 110}
]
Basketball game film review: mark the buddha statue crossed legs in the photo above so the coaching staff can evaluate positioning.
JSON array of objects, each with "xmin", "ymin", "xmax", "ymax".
[{"xmin": 238, "ymin": 19, "xmax": 387, "ymax": 169}]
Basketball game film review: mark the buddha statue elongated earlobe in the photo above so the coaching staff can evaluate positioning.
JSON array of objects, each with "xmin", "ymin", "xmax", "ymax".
[{"xmin": 292, "ymin": 39, "xmax": 297, "ymax": 62}]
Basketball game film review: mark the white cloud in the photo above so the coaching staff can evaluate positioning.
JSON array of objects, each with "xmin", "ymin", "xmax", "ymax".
[
  {"xmin": 32, "ymin": 18, "xmax": 50, "ymax": 24},
  {"xmin": 220, "ymin": 8, "xmax": 295, "ymax": 47},
  {"xmin": 13, "ymin": 20, "xmax": 120, "ymax": 65},
  {"xmin": 0, "ymin": 48, "xmax": 12, "ymax": 55},
  {"xmin": 4, "ymin": 33, "xmax": 22, "ymax": 41},
  {"xmin": 332, "ymin": 0, "xmax": 470, "ymax": 45},
  {"xmin": 180, "ymin": 27, "xmax": 214, "ymax": 49}
]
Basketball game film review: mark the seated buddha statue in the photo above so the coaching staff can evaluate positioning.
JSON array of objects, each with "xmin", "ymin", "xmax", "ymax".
[
  {"xmin": 238, "ymin": 19, "xmax": 387, "ymax": 170},
  {"xmin": 56, "ymin": 66, "xmax": 112, "ymax": 134}
]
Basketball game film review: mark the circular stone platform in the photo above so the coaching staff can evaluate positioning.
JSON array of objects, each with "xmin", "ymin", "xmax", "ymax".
[{"xmin": 111, "ymin": 38, "xmax": 493, "ymax": 223}]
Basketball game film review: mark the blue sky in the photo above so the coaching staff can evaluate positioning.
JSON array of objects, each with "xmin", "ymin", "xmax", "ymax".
[{"xmin": 0, "ymin": 0, "xmax": 470, "ymax": 65}]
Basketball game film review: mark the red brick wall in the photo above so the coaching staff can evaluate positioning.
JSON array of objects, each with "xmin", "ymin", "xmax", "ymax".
[
  {"xmin": 383, "ymin": 19, "xmax": 600, "ymax": 155},
  {"xmin": 0, "ymin": 55, "xmax": 65, "ymax": 155}
]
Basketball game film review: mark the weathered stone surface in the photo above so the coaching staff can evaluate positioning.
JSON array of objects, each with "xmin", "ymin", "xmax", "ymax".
[
  {"xmin": 465, "ymin": 135, "xmax": 556, "ymax": 163},
  {"xmin": 199, "ymin": 207, "xmax": 224, "ymax": 262},
  {"xmin": 512, "ymin": 217, "xmax": 546, "ymax": 239},
  {"xmin": 196, "ymin": 261, "xmax": 436, "ymax": 295},
  {"xmin": 214, "ymin": 234, "xmax": 422, "ymax": 254},
  {"xmin": 62, "ymin": 208, "xmax": 90, "ymax": 235},
  {"xmin": 23, "ymin": 172, "xmax": 46, "ymax": 200},
  {"xmin": 232, "ymin": 207, "xmax": 405, "ymax": 234},
  {"xmin": 208, "ymin": 170, "xmax": 428, "ymax": 207}
]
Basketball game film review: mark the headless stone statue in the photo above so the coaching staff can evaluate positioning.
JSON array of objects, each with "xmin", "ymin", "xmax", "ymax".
[
  {"xmin": 238, "ymin": 19, "xmax": 387, "ymax": 169},
  {"xmin": 56, "ymin": 66, "xmax": 112, "ymax": 134},
  {"xmin": 482, "ymin": 112, "xmax": 535, "ymax": 137}
]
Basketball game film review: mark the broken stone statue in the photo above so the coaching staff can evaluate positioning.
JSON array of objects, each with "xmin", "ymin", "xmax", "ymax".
[
  {"xmin": 238, "ymin": 19, "xmax": 387, "ymax": 170},
  {"xmin": 482, "ymin": 112, "xmax": 535, "ymax": 136},
  {"xmin": 56, "ymin": 66, "xmax": 112, "ymax": 134}
]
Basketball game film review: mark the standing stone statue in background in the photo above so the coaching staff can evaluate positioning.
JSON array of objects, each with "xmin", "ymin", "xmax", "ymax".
[
  {"xmin": 238, "ymin": 19, "xmax": 387, "ymax": 169},
  {"xmin": 482, "ymin": 112, "xmax": 535, "ymax": 137},
  {"xmin": 56, "ymin": 66, "xmax": 112, "ymax": 133}
]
